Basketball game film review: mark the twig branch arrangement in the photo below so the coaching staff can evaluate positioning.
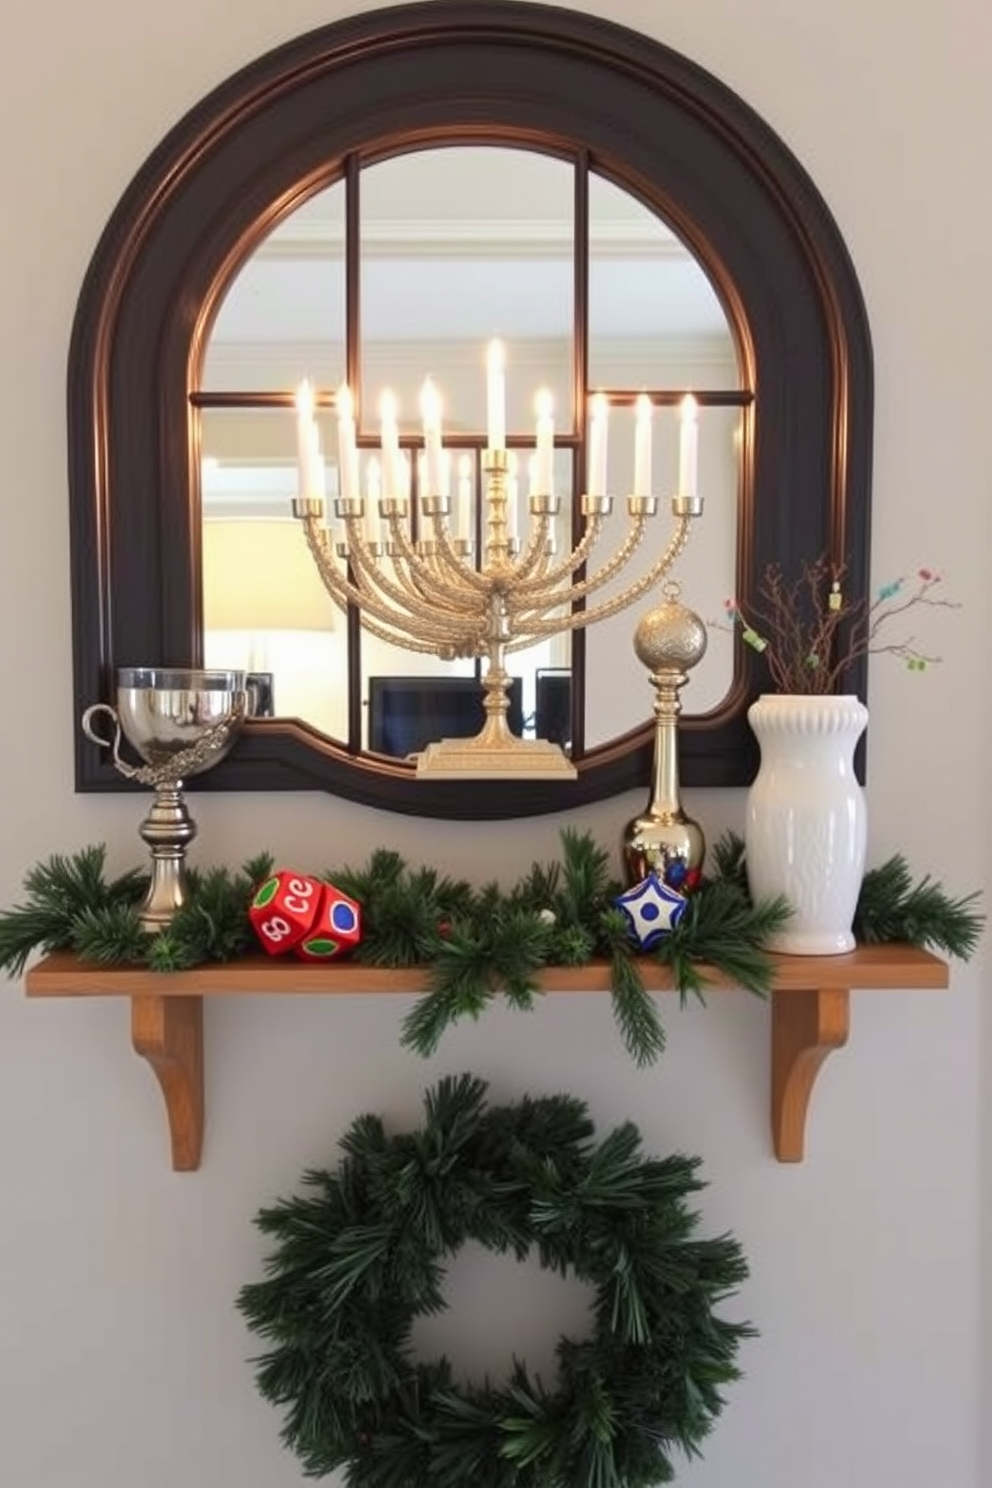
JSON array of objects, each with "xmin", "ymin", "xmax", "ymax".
[{"xmin": 723, "ymin": 557, "xmax": 958, "ymax": 695}]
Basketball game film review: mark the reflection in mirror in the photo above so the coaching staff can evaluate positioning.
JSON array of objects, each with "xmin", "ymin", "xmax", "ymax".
[
  {"xmin": 354, "ymin": 148, "xmax": 575, "ymax": 755},
  {"xmin": 199, "ymin": 146, "xmax": 741, "ymax": 763},
  {"xmin": 358, "ymin": 148, "xmax": 574, "ymax": 429},
  {"xmin": 202, "ymin": 180, "xmax": 346, "ymax": 392},
  {"xmin": 588, "ymin": 173, "xmax": 738, "ymax": 392},
  {"xmin": 585, "ymin": 173, "xmax": 739, "ymax": 745},
  {"xmin": 200, "ymin": 410, "xmax": 343, "ymax": 736},
  {"xmin": 583, "ymin": 404, "xmax": 741, "ymax": 746}
]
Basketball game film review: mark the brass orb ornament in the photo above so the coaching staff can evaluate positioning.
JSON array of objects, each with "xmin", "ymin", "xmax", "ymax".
[{"xmin": 622, "ymin": 582, "xmax": 708, "ymax": 890}]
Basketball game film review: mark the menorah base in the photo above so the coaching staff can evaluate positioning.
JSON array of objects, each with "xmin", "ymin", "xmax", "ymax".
[{"xmin": 414, "ymin": 736, "xmax": 577, "ymax": 780}]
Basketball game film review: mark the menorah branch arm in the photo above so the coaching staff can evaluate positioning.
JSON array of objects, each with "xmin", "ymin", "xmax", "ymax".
[
  {"xmin": 340, "ymin": 518, "xmax": 477, "ymax": 637},
  {"xmin": 508, "ymin": 516, "xmax": 554, "ymax": 582},
  {"xmin": 352, "ymin": 609, "xmax": 455, "ymax": 657},
  {"xmin": 382, "ymin": 541, "xmax": 469, "ymax": 615},
  {"xmin": 506, "ymin": 515, "xmax": 649, "ymax": 619},
  {"xmin": 505, "ymin": 516, "xmax": 694, "ymax": 648},
  {"xmin": 509, "ymin": 512, "xmax": 607, "ymax": 598},
  {"xmin": 381, "ymin": 508, "xmax": 487, "ymax": 604},
  {"xmin": 303, "ymin": 517, "xmax": 470, "ymax": 646},
  {"xmin": 422, "ymin": 515, "xmax": 492, "ymax": 595},
  {"xmin": 299, "ymin": 517, "xmax": 358, "ymax": 610}
]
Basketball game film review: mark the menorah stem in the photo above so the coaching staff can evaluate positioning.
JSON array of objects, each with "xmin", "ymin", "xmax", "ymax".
[
  {"xmin": 414, "ymin": 585, "xmax": 577, "ymax": 779},
  {"xmin": 483, "ymin": 448, "xmax": 511, "ymax": 568},
  {"xmin": 477, "ymin": 596, "xmax": 515, "ymax": 747}
]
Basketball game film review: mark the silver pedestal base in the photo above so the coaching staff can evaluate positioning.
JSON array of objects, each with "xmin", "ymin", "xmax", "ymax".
[{"xmin": 137, "ymin": 785, "xmax": 197, "ymax": 932}]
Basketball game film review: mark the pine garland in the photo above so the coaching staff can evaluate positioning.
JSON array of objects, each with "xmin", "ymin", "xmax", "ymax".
[
  {"xmin": 0, "ymin": 830, "xmax": 981, "ymax": 1067},
  {"xmin": 237, "ymin": 1073, "xmax": 753, "ymax": 1488},
  {"xmin": 853, "ymin": 853, "xmax": 983, "ymax": 959},
  {"xmin": 0, "ymin": 846, "xmax": 147, "ymax": 975}
]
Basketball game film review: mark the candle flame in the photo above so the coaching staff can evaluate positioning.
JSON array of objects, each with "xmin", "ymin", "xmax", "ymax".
[
  {"xmin": 536, "ymin": 388, "xmax": 554, "ymax": 418},
  {"xmin": 636, "ymin": 393, "xmax": 653, "ymax": 423},
  {"xmin": 420, "ymin": 377, "xmax": 441, "ymax": 425},
  {"xmin": 379, "ymin": 389, "xmax": 398, "ymax": 424},
  {"xmin": 680, "ymin": 392, "xmax": 698, "ymax": 422},
  {"xmin": 487, "ymin": 339, "xmax": 505, "ymax": 374}
]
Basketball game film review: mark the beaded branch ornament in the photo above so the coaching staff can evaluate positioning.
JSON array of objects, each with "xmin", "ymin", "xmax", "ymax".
[{"xmin": 721, "ymin": 558, "xmax": 957, "ymax": 695}]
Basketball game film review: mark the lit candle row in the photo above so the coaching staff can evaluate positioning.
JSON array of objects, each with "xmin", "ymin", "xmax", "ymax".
[{"xmin": 294, "ymin": 349, "xmax": 702, "ymax": 523}]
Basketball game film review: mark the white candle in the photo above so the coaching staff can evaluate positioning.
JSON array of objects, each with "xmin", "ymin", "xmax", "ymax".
[
  {"xmin": 308, "ymin": 422, "xmax": 323, "ymax": 503},
  {"xmin": 534, "ymin": 389, "xmax": 554, "ymax": 496},
  {"xmin": 678, "ymin": 394, "xmax": 699, "ymax": 497},
  {"xmin": 336, "ymin": 383, "xmax": 358, "ymax": 501},
  {"xmin": 456, "ymin": 454, "xmax": 473, "ymax": 538},
  {"xmin": 634, "ymin": 394, "xmax": 653, "ymax": 497},
  {"xmin": 528, "ymin": 451, "xmax": 555, "ymax": 545},
  {"xmin": 420, "ymin": 378, "xmax": 444, "ymax": 495},
  {"xmin": 322, "ymin": 455, "xmax": 335, "ymax": 537},
  {"xmin": 365, "ymin": 456, "xmax": 382, "ymax": 545},
  {"xmin": 295, "ymin": 379, "xmax": 316, "ymax": 499},
  {"xmin": 587, "ymin": 393, "xmax": 609, "ymax": 497},
  {"xmin": 486, "ymin": 340, "xmax": 506, "ymax": 451},
  {"xmin": 379, "ymin": 389, "xmax": 400, "ymax": 500}
]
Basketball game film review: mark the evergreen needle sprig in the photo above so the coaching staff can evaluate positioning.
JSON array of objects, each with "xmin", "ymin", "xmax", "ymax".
[
  {"xmin": 654, "ymin": 875, "xmax": 793, "ymax": 1003},
  {"xmin": 0, "ymin": 845, "xmax": 148, "ymax": 976},
  {"xmin": 854, "ymin": 855, "xmax": 984, "ymax": 959},
  {"xmin": 395, "ymin": 829, "xmax": 658, "ymax": 1063}
]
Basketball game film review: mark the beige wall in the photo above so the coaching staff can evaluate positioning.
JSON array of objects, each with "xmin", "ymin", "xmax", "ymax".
[{"xmin": 1, "ymin": 1, "xmax": 989, "ymax": 1485}]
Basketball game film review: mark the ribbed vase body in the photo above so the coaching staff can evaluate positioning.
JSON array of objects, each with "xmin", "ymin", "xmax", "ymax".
[{"xmin": 745, "ymin": 694, "xmax": 868, "ymax": 955}]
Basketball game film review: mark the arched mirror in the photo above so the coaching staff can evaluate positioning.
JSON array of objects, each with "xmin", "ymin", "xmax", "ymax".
[
  {"xmin": 198, "ymin": 146, "xmax": 741, "ymax": 752},
  {"xmin": 67, "ymin": 0, "xmax": 872, "ymax": 818}
]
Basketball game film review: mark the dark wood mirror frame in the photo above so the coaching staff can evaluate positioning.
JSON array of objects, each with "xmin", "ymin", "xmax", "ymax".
[{"xmin": 67, "ymin": 0, "xmax": 873, "ymax": 819}]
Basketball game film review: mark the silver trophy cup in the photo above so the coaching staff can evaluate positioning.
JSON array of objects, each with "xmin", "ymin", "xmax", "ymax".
[{"xmin": 82, "ymin": 667, "xmax": 248, "ymax": 931}]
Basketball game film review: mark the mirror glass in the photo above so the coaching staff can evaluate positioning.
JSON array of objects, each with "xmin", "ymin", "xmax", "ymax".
[{"xmin": 199, "ymin": 146, "xmax": 740, "ymax": 758}]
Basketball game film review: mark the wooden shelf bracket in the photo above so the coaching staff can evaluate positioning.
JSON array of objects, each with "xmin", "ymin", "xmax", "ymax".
[
  {"xmin": 771, "ymin": 987, "xmax": 850, "ymax": 1162},
  {"xmin": 130, "ymin": 995, "xmax": 204, "ymax": 1171}
]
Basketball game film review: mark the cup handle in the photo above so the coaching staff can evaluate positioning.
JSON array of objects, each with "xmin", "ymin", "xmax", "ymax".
[{"xmin": 81, "ymin": 703, "xmax": 142, "ymax": 779}]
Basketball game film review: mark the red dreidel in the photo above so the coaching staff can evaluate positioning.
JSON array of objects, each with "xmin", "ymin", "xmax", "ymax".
[
  {"xmin": 295, "ymin": 883, "xmax": 363, "ymax": 961},
  {"xmin": 249, "ymin": 870, "xmax": 323, "ymax": 956}
]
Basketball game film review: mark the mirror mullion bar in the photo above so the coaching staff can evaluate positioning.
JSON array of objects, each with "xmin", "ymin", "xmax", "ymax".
[
  {"xmin": 345, "ymin": 155, "xmax": 364, "ymax": 753},
  {"xmin": 570, "ymin": 151, "xmax": 590, "ymax": 758}
]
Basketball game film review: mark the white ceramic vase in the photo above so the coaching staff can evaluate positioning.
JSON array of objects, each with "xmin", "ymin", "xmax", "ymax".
[{"xmin": 744, "ymin": 693, "xmax": 869, "ymax": 955}]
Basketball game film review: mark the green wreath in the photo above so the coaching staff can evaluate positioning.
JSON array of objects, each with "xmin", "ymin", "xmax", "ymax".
[{"xmin": 237, "ymin": 1074, "xmax": 752, "ymax": 1488}]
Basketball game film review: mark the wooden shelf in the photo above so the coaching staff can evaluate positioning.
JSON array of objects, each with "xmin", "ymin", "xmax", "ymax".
[{"xmin": 25, "ymin": 945, "xmax": 949, "ymax": 1170}]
